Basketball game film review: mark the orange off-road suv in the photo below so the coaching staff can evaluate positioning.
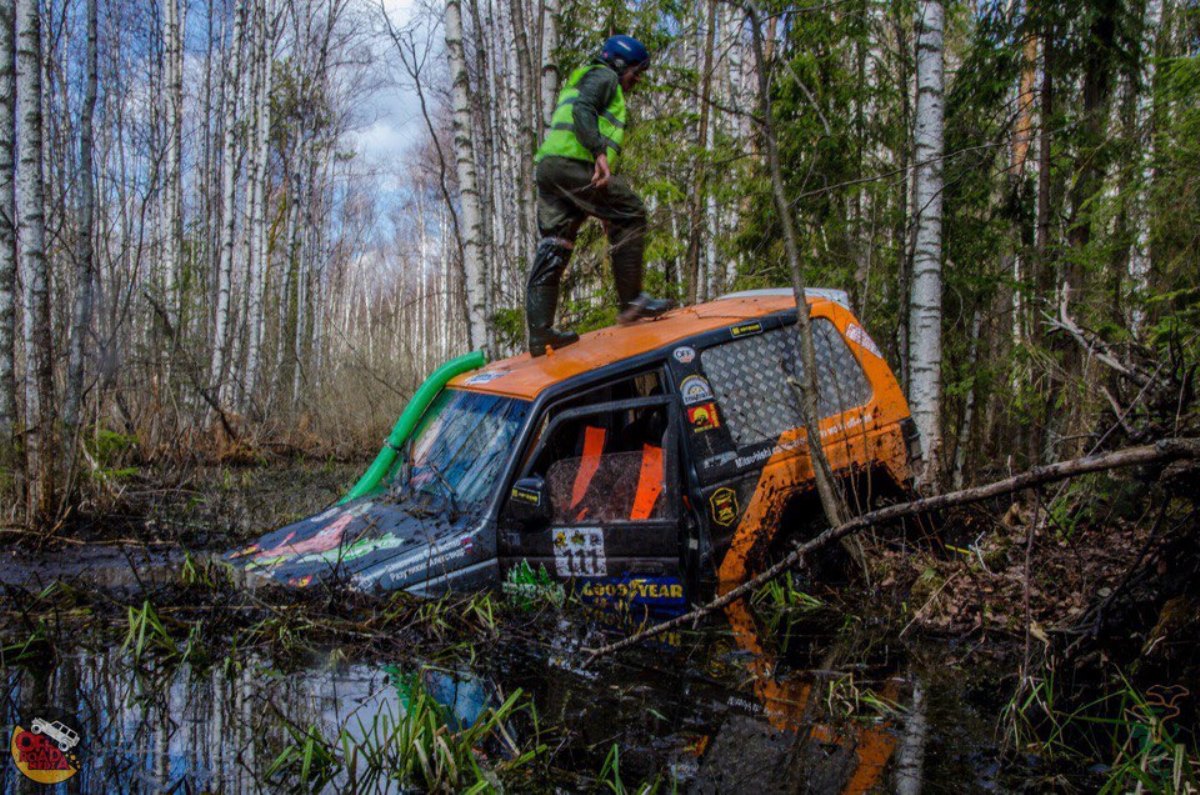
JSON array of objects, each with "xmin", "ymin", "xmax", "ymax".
[{"xmin": 231, "ymin": 289, "xmax": 919, "ymax": 609}]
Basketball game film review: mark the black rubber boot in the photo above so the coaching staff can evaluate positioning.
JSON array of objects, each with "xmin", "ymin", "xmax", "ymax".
[
  {"xmin": 618, "ymin": 293, "xmax": 676, "ymax": 325},
  {"xmin": 527, "ymin": 286, "xmax": 579, "ymax": 356},
  {"xmin": 527, "ymin": 239, "xmax": 579, "ymax": 357},
  {"xmin": 610, "ymin": 226, "xmax": 673, "ymax": 324}
]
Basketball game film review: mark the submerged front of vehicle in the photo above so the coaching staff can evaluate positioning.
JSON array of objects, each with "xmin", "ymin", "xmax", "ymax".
[{"xmin": 226, "ymin": 388, "xmax": 530, "ymax": 595}]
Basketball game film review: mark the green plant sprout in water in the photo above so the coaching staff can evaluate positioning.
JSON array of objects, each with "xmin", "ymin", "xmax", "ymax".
[
  {"xmin": 264, "ymin": 667, "xmax": 546, "ymax": 792},
  {"xmin": 1002, "ymin": 666, "xmax": 1199, "ymax": 792},
  {"xmin": 597, "ymin": 743, "xmax": 672, "ymax": 795}
]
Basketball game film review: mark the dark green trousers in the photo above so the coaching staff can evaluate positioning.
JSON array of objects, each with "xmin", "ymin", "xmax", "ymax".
[{"xmin": 531, "ymin": 156, "xmax": 646, "ymax": 306}]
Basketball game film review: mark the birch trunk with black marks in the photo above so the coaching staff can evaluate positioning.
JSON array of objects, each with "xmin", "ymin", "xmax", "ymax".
[
  {"xmin": 1128, "ymin": 0, "xmax": 1162, "ymax": 335},
  {"xmin": 0, "ymin": 0, "xmax": 17, "ymax": 481},
  {"xmin": 539, "ymin": 0, "xmax": 559, "ymax": 132},
  {"xmin": 16, "ymin": 0, "xmax": 53, "ymax": 518},
  {"xmin": 162, "ymin": 0, "xmax": 183, "ymax": 327},
  {"xmin": 444, "ymin": 0, "xmax": 489, "ymax": 353},
  {"xmin": 64, "ymin": 0, "xmax": 98, "ymax": 441},
  {"xmin": 244, "ymin": 1, "xmax": 275, "ymax": 410},
  {"xmin": 685, "ymin": 0, "xmax": 717, "ymax": 306},
  {"xmin": 908, "ymin": 0, "xmax": 945, "ymax": 488},
  {"xmin": 212, "ymin": 0, "xmax": 247, "ymax": 413}
]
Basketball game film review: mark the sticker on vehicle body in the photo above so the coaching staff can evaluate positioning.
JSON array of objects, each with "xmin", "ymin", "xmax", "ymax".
[
  {"xmin": 510, "ymin": 484, "xmax": 541, "ymax": 506},
  {"xmin": 701, "ymin": 451, "xmax": 737, "ymax": 470},
  {"xmin": 464, "ymin": 370, "xmax": 508, "ymax": 385},
  {"xmin": 680, "ymin": 375, "xmax": 714, "ymax": 405},
  {"xmin": 352, "ymin": 535, "xmax": 476, "ymax": 588},
  {"xmin": 687, "ymin": 402, "xmax": 721, "ymax": 432},
  {"xmin": 553, "ymin": 527, "xmax": 606, "ymax": 576},
  {"xmin": 672, "ymin": 346, "xmax": 696, "ymax": 364},
  {"xmin": 845, "ymin": 323, "xmax": 883, "ymax": 359},
  {"xmin": 577, "ymin": 576, "xmax": 686, "ymax": 610},
  {"xmin": 709, "ymin": 487, "xmax": 739, "ymax": 527},
  {"xmin": 730, "ymin": 321, "xmax": 763, "ymax": 338},
  {"xmin": 503, "ymin": 560, "xmax": 565, "ymax": 607},
  {"xmin": 338, "ymin": 533, "xmax": 409, "ymax": 563}
]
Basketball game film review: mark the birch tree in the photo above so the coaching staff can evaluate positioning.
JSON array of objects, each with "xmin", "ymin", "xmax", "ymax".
[
  {"xmin": 212, "ymin": 0, "xmax": 248, "ymax": 411},
  {"xmin": 684, "ymin": 0, "xmax": 717, "ymax": 305},
  {"xmin": 16, "ymin": 0, "xmax": 52, "ymax": 517},
  {"xmin": 1128, "ymin": 0, "xmax": 1163, "ymax": 335},
  {"xmin": 163, "ymin": 0, "xmax": 184, "ymax": 326},
  {"xmin": 539, "ymin": 0, "xmax": 559, "ymax": 131},
  {"xmin": 444, "ymin": 0, "xmax": 489, "ymax": 353},
  {"xmin": 243, "ymin": 0, "xmax": 276, "ymax": 409},
  {"xmin": 0, "ymin": 0, "xmax": 17, "ymax": 481},
  {"xmin": 64, "ymin": 0, "xmax": 98, "ymax": 442},
  {"xmin": 908, "ymin": 0, "xmax": 945, "ymax": 487}
]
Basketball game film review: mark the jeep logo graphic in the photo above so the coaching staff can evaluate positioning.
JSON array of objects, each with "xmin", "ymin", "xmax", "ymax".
[{"xmin": 10, "ymin": 713, "xmax": 82, "ymax": 784}]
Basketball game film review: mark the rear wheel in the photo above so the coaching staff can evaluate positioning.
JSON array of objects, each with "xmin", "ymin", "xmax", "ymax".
[{"xmin": 764, "ymin": 491, "xmax": 852, "ymax": 586}]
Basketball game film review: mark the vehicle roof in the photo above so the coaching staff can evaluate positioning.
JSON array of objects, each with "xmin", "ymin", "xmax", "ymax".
[{"xmin": 450, "ymin": 292, "xmax": 836, "ymax": 400}]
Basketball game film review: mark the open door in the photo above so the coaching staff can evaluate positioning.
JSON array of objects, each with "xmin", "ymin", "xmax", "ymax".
[{"xmin": 499, "ymin": 395, "xmax": 685, "ymax": 613}]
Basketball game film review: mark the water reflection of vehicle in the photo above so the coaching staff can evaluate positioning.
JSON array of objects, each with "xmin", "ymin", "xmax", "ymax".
[
  {"xmin": 229, "ymin": 290, "xmax": 916, "ymax": 602},
  {"xmin": 702, "ymin": 597, "xmax": 899, "ymax": 794}
]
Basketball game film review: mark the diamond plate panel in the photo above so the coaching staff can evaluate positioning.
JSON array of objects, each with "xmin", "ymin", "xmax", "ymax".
[{"xmin": 701, "ymin": 320, "xmax": 873, "ymax": 448}]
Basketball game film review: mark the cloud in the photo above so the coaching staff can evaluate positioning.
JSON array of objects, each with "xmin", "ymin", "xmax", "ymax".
[{"xmin": 349, "ymin": 118, "xmax": 414, "ymax": 159}]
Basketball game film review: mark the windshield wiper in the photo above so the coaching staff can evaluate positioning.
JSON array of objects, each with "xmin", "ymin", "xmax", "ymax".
[
  {"xmin": 422, "ymin": 459, "xmax": 462, "ymax": 520},
  {"xmin": 389, "ymin": 438, "xmax": 416, "ymax": 500}
]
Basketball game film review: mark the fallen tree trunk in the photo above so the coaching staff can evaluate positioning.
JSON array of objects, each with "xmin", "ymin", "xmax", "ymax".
[{"xmin": 583, "ymin": 438, "xmax": 1200, "ymax": 666}]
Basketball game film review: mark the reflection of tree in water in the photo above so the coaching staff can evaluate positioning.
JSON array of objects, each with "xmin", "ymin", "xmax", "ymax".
[{"xmin": 3, "ymin": 651, "xmax": 404, "ymax": 792}]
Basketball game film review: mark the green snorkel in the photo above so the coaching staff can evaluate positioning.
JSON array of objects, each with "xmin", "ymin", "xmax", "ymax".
[{"xmin": 340, "ymin": 350, "xmax": 488, "ymax": 503}]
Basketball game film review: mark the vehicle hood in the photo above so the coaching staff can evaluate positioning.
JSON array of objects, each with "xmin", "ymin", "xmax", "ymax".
[{"xmin": 224, "ymin": 496, "xmax": 492, "ymax": 593}]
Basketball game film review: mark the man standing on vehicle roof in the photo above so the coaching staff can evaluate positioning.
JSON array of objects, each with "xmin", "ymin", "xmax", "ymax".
[{"xmin": 526, "ymin": 34, "xmax": 675, "ymax": 357}]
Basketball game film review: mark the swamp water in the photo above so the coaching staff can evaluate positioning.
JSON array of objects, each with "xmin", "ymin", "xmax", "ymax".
[{"xmin": 0, "ymin": 467, "xmax": 1071, "ymax": 792}]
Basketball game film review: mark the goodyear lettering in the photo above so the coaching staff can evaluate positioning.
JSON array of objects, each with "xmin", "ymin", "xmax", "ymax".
[
  {"xmin": 575, "ymin": 576, "xmax": 687, "ymax": 616},
  {"xmin": 579, "ymin": 581, "xmax": 685, "ymax": 600}
]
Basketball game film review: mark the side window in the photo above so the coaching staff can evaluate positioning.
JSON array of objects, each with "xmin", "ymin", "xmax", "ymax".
[
  {"xmin": 532, "ymin": 402, "xmax": 673, "ymax": 524},
  {"xmin": 526, "ymin": 370, "xmax": 664, "ymax": 453},
  {"xmin": 699, "ymin": 320, "xmax": 873, "ymax": 448}
]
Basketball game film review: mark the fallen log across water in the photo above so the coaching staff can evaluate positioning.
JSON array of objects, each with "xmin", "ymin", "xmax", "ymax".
[{"xmin": 582, "ymin": 438, "xmax": 1200, "ymax": 667}]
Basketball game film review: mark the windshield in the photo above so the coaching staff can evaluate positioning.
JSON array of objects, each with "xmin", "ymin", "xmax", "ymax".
[{"xmin": 393, "ymin": 389, "xmax": 530, "ymax": 507}]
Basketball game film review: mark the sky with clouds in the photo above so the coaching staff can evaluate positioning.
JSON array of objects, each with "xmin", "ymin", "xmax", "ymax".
[{"xmin": 346, "ymin": 0, "xmax": 427, "ymax": 180}]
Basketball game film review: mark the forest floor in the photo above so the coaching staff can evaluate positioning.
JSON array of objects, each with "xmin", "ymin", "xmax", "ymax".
[{"xmin": 0, "ymin": 461, "xmax": 1196, "ymax": 792}]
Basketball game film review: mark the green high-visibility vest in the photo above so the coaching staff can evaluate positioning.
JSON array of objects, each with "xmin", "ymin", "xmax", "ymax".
[{"xmin": 535, "ymin": 64, "xmax": 626, "ymax": 167}]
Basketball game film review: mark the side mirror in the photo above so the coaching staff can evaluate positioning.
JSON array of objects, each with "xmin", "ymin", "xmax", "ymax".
[{"xmin": 508, "ymin": 476, "xmax": 551, "ymax": 528}]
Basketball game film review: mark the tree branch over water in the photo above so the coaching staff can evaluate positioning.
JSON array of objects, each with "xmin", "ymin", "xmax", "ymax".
[{"xmin": 583, "ymin": 438, "xmax": 1200, "ymax": 666}]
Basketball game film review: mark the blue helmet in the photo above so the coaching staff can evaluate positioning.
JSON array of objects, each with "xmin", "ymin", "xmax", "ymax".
[{"xmin": 599, "ymin": 34, "xmax": 650, "ymax": 74}]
